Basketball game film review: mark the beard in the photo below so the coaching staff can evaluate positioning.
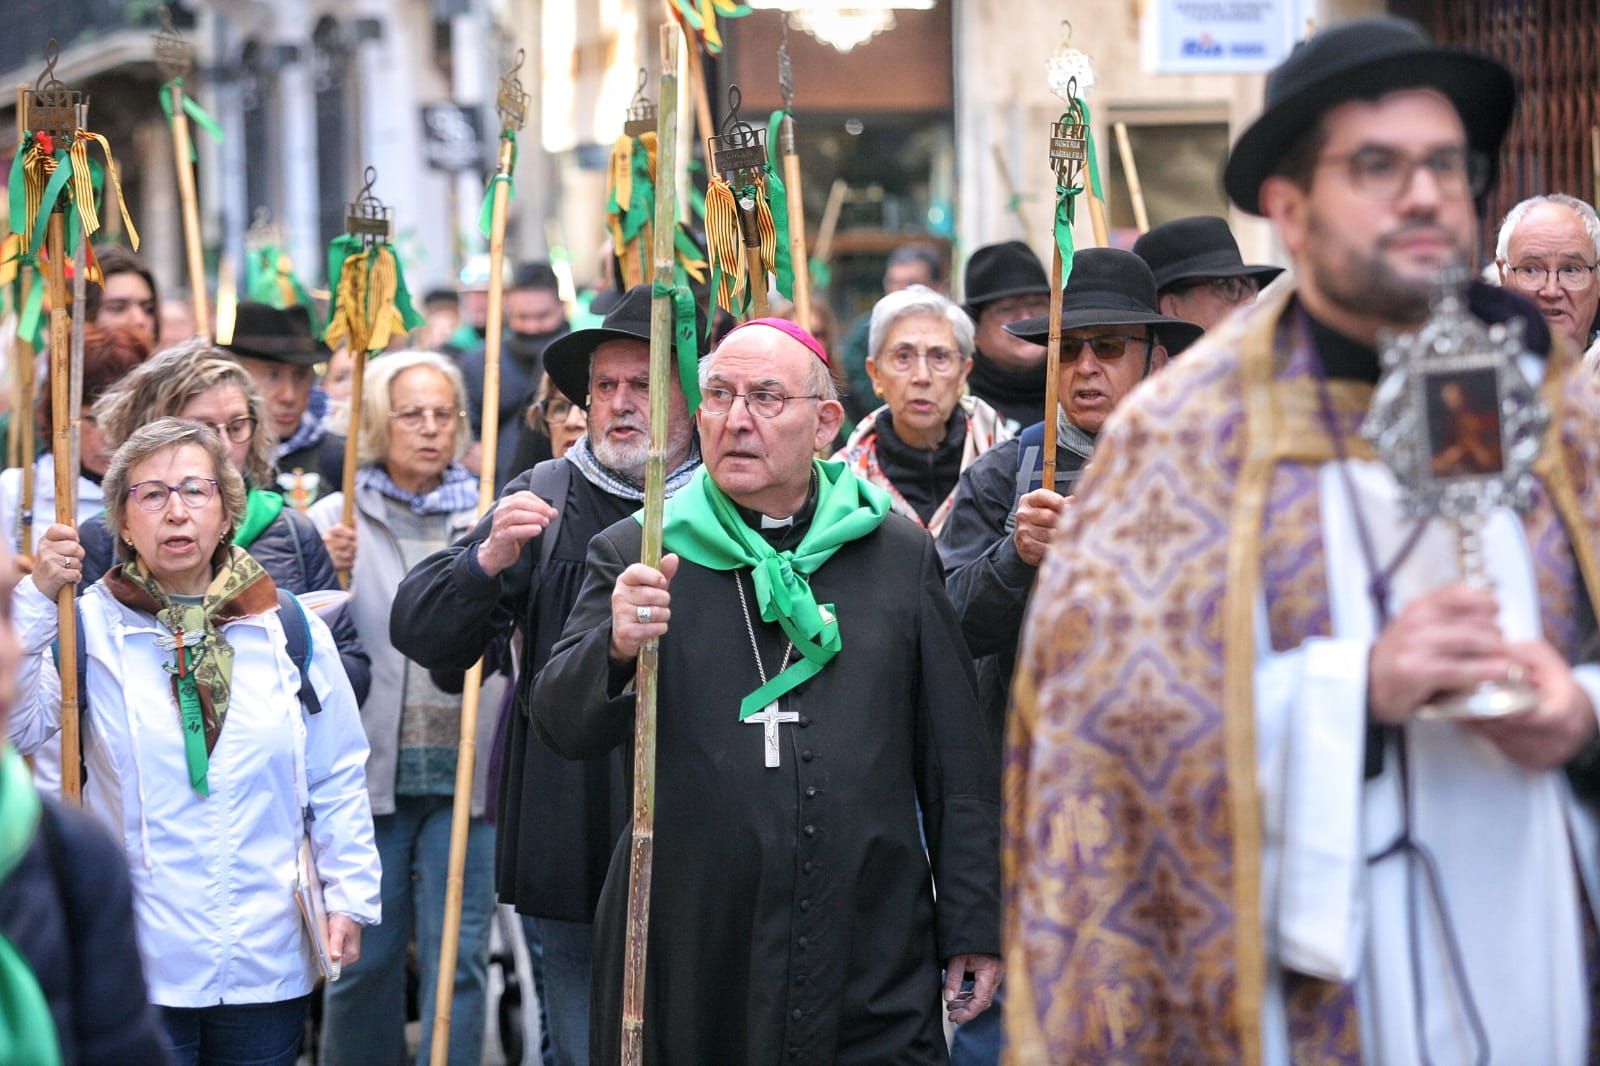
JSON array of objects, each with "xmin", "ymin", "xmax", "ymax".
[
  {"xmin": 1305, "ymin": 209, "xmax": 1469, "ymax": 327},
  {"xmin": 590, "ymin": 413, "xmax": 693, "ymax": 483}
]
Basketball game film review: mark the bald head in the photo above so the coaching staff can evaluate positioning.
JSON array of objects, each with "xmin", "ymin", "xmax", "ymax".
[{"xmin": 697, "ymin": 326, "xmax": 844, "ymax": 516}]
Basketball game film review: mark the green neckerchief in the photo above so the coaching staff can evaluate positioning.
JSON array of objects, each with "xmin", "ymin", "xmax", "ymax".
[
  {"xmin": 0, "ymin": 744, "xmax": 63, "ymax": 1066},
  {"xmin": 109, "ymin": 549, "xmax": 272, "ymax": 796},
  {"xmin": 234, "ymin": 488, "xmax": 284, "ymax": 550},
  {"xmin": 643, "ymin": 460, "xmax": 890, "ymax": 719}
]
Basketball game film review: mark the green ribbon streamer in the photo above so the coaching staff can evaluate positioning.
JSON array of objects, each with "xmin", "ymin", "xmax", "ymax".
[
  {"xmin": 1052, "ymin": 98, "xmax": 1102, "ymax": 284},
  {"xmin": 321, "ymin": 235, "xmax": 425, "ymax": 344},
  {"xmin": 606, "ymin": 135, "xmax": 654, "ymax": 250},
  {"xmin": 246, "ymin": 246, "xmax": 319, "ymax": 336},
  {"xmin": 652, "ymin": 277, "xmax": 702, "ymax": 414},
  {"xmin": 808, "ymin": 255, "xmax": 830, "ymax": 293},
  {"xmin": 0, "ymin": 745, "xmax": 64, "ymax": 1066},
  {"xmin": 639, "ymin": 460, "xmax": 890, "ymax": 719},
  {"xmin": 764, "ymin": 111, "xmax": 797, "ymax": 302},
  {"xmin": 159, "ymin": 78, "xmax": 224, "ymax": 162},
  {"xmin": 172, "ymin": 646, "xmax": 211, "ymax": 796},
  {"xmin": 477, "ymin": 131, "xmax": 519, "ymax": 240},
  {"xmin": 5, "ymin": 254, "xmax": 44, "ymax": 349}
]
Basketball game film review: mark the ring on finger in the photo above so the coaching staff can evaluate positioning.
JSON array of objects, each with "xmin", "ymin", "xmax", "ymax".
[{"xmin": 636, "ymin": 605, "xmax": 653, "ymax": 624}]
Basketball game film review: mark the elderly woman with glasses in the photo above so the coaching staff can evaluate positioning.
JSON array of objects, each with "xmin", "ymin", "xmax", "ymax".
[
  {"xmin": 308, "ymin": 351, "xmax": 506, "ymax": 1065},
  {"xmin": 63, "ymin": 339, "xmax": 370, "ymax": 705},
  {"xmin": 7, "ymin": 418, "xmax": 380, "ymax": 1066},
  {"xmin": 831, "ymin": 285, "xmax": 1012, "ymax": 537}
]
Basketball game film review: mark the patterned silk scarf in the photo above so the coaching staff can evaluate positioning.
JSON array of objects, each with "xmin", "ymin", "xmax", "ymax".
[{"xmin": 105, "ymin": 547, "xmax": 277, "ymax": 795}]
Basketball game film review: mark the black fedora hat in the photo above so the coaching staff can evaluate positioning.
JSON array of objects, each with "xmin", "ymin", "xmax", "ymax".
[
  {"xmin": 1223, "ymin": 16, "xmax": 1514, "ymax": 216},
  {"xmin": 543, "ymin": 284, "xmax": 707, "ymax": 409},
  {"xmin": 961, "ymin": 240, "xmax": 1051, "ymax": 319},
  {"xmin": 222, "ymin": 302, "xmax": 329, "ymax": 367},
  {"xmin": 1132, "ymin": 216, "xmax": 1284, "ymax": 291},
  {"xmin": 1003, "ymin": 248, "xmax": 1204, "ymax": 352}
]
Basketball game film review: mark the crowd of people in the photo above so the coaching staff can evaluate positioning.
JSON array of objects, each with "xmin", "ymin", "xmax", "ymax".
[{"xmin": 3, "ymin": 12, "xmax": 1600, "ymax": 1066}]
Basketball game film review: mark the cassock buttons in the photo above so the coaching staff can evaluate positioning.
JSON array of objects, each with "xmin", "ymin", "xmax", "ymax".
[
  {"xmin": 791, "ymin": 1009, "xmax": 803, "ymax": 1021},
  {"xmin": 802, "ymin": 861, "xmax": 814, "ymax": 874},
  {"xmin": 799, "ymin": 715, "xmax": 811, "ymax": 727},
  {"xmin": 797, "ymin": 936, "xmax": 808, "ymax": 948},
  {"xmin": 805, "ymin": 786, "xmax": 817, "ymax": 799},
  {"xmin": 796, "ymin": 973, "xmax": 807, "ymax": 985},
  {"xmin": 803, "ymin": 824, "xmax": 816, "ymax": 837},
  {"xmin": 801, "ymin": 750, "xmax": 814, "ymax": 762},
  {"xmin": 800, "ymin": 899, "xmax": 811, "ymax": 911}
]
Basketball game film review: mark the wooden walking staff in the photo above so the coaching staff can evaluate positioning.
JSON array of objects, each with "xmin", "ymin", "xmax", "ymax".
[
  {"xmin": 12, "ymin": 87, "xmax": 37, "ymax": 557},
  {"xmin": 776, "ymin": 15, "xmax": 811, "ymax": 327},
  {"xmin": 428, "ymin": 47, "xmax": 528, "ymax": 1063},
  {"xmin": 154, "ymin": 5, "xmax": 210, "ymax": 336},
  {"xmin": 1040, "ymin": 74, "xmax": 1093, "ymax": 490},
  {"xmin": 621, "ymin": 25, "xmax": 680, "ymax": 1064}
]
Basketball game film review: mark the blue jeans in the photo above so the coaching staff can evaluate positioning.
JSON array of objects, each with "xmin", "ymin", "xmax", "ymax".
[
  {"xmin": 162, "ymin": 996, "xmax": 308, "ymax": 1066},
  {"xmin": 521, "ymin": 915, "xmax": 594, "ymax": 1066},
  {"xmin": 321, "ymin": 796, "xmax": 496, "ymax": 1065},
  {"xmin": 948, "ymin": 981, "xmax": 1003, "ymax": 1066}
]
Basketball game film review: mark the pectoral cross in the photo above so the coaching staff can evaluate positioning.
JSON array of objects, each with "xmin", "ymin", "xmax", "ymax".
[{"xmin": 744, "ymin": 701, "xmax": 799, "ymax": 768}]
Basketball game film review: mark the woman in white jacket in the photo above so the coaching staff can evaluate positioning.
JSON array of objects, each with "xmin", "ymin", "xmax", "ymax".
[{"xmin": 8, "ymin": 418, "xmax": 381, "ymax": 1066}]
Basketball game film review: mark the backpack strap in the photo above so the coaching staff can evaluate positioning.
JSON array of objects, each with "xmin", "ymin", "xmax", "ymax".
[
  {"xmin": 523, "ymin": 458, "xmax": 571, "ymax": 571},
  {"xmin": 1013, "ymin": 421, "xmax": 1048, "ymax": 505},
  {"xmin": 275, "ymin": 588, "xmax": 322, "ymax": 717}
]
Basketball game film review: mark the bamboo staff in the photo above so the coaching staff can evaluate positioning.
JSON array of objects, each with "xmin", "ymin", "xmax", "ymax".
[
  {"xmin": 776, "ymin": 16, "xmax": 811, "ymax": 327},
  {"xmin": 429, "ymin": 47, "xmax": 529, "ymax": 1063},
  {"xmin": 45, "ymin": 212, "xmax": 80, "ymax": 804},
  {"xmin": 622, "ymin": 26, "xmax": 679, "ymax": 1064},
  {"xmin": 1041, "ymin": 81, "xmax": 1095, "ymax": 491},
  {"xmin": 155, "ymin": 7, "xmax": 209, "ymax": 336},
  {"xmin": 812, "ymin": 177, "xmax": 848, "ymax": 268},
  {"xmin": 1113, "ymin": 121, "xmax": 1149, "ymax": 234},
  {"xmin": 13, "ymin": 86, "xmax": 35, "ymax": 558}
]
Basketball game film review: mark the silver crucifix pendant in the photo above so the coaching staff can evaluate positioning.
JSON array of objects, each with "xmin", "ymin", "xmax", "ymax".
[{"xmin": 745, "ymin": 700, "xmax": 800, "ymax": 768}]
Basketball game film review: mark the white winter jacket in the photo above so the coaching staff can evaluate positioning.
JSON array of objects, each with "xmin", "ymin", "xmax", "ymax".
[{"xmin": 7, "ymin": 575, "xmax": 383, "ymax": 1007}]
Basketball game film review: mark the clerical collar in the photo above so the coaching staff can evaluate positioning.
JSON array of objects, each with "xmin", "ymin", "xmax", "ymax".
[
  {"xmin": 735, "ymin": 471, "xmax": 819, "ymax": 548},
  {"xmin": 1304, "ymin": 311, "xmax": 1381, "ymax": 384}
]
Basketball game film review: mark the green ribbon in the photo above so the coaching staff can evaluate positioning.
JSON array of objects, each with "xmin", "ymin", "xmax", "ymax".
[
  {"xmin": 0, "ymin": 745, "xmax": 63, "ymax": 1066},
  {"xmin": 172, "ymin": 646, "xmax": 210, "ymax": 796},
  {"xmin": 234, "ymin": 487, "xmax": 284, "ymax": 549},
  {"xmin": 652, "ymin": 276, "xmax": 702, "ymax": 414},
  {"xmin": 246, "ymin": 246, "xmax": 320, "ymax": 336},
  {"xmin": 5, "ymin": 254, "xmax": 44, "ymax": 349},
  {"xmin": 764, "ymin": 111, "xmax": 797, "ymax": 302},
  {"xmin": 477, "ymin": 131, "xmax": 519, "ymax": 240},
  {"xmin": 641, "ymin": 460, "xmax": 890, "ymax": 719},
  {"xmin": 607, "ymin": 135, "xmax": 654, "ymax": 250},
  {"xmin": 158, "ymin": 78, "xmax": 224, "ymax": 161},
  {"xmin": 1052, "ymin": 98, "xmax": 1102, "ymax": 284}
]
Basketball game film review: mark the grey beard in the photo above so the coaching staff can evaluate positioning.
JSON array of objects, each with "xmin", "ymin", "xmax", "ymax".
[{"xmin": 590, "ymin": 422, "xmax": 691, "ymax": 482}]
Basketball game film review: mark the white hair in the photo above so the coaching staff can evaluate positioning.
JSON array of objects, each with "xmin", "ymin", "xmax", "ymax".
[
  {"xmin": 700, "ymin": 330, "xmax": 838, "ymax": 402},
  {"xmin": 1495, "ymin": 194, "xmax": 1600, "ymax": 263},
  {"xmin": 866, "ymin": 284, "xmax": 976, "ymax": 361}
]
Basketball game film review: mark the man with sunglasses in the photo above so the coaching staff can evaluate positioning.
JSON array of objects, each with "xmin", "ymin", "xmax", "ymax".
[
  {"xmin": 1133, "ymin": 214, "xmax": 1284, "ymax": 332},
  {"xmin": 1495, "ymin": 193, "xmax": 1600, "ymax": 362},
  {"xmin": 534, "ymin": 317, "xmax": 1000, "ymax": 1063},
  {"xmin": 1008, "ymin": 17, "xmax": 1600, "ymax": 1065}
]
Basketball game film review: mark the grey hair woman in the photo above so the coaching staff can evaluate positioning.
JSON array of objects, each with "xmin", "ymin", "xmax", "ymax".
[
  {"xmin": 832, "ymin": 284, "xmax": 1012, "ymax": 536},
  {"xmin": 308, "ymin": 350, "xmax": 503, "ymax": 1064},
  {"xmin": 71, "ymin": 337, "xmax": 373, "ymax": 703},
  {"xmin": 12, "ymin": 417, "xmax": 380, "ymax": 1064}
]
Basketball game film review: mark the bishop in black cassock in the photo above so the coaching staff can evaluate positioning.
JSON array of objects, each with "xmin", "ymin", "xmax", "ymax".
[{"xmin": 532, "ymin": 318, "xmax": 1001, "ymax": 1064}]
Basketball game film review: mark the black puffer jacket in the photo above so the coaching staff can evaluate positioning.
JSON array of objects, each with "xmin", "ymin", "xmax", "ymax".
[
  {"xmin": 76, "ymin": 507, "xmax": 371, "ymax": 702},
  {"xmin": 0, "ymin": 795, "xmax": 171, "ymax": 1065}
]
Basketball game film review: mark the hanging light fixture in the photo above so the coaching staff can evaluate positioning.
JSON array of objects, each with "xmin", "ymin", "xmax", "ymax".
[{"xmin": 747, "ymin": 0, "xmax": 937, "ymax": 54}]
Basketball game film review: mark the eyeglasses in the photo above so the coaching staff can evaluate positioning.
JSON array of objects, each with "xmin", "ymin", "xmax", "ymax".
[
  {"xmin": 878, "ymin": 345, "xmax": 965, "ymax": 374},
  {"xmin": 390, "ymin": 406, "xmax": 462, "ymax": 431},
  {"xmin": 538, "ymin": 397, "xmax": 578, "ymax": 422},
  {"xmin": 1062, "ymin": 335, "xmax": 1150, "ymax": 361},
  {"xmin": 127, "ymin": 477, "xmax": 219, "ymax": 512},
  {"xmin": 1506, "ymin": 261, "xmax": 1599, "ymax": 292},
  {"xmin": 699, "ymin": 386, "xmax": 824, "ymax": 419},
  {"xmin": 1172, "ymin": 275, "xmax": 1259, "ymax": 305},
  {"xmin": 194, "ymin": 415, "xmax": 258, "ymax": 444},
  {"xmin": 1316, "ymin": 145, "xmax": 1489, "ymax": 202}
]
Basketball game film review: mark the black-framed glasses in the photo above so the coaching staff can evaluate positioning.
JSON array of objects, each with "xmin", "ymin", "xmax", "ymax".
[
  {"xmin": 1062, "ymin": 335, "xmax": 1151, "ymax": 361},
  {"xmin": 195, "ymin": 415, "xmax": 258, "ymax": 444},
  {"xmin": 389, "ymin": 406, "xmax": 463, "ymax": 431},
  {"xmin": 128, "ymin": 477, "xmax": 219, "ymax": 512},
  {"xmin": 699, "ymin": 386, "xmax": 824, "ymax": 419},
  {"xmin": 879, "ymin": 345, "xmax": 965, "ymax": 374},
  {"xmin": 1173, "ymin": 275, "xmax": 1259, "ymax": 305},
  {"xmin": 1506, "ymin": 261, "xmax": 1598, "ymax": 292},
  {"xmin": 1316, "ymin": 145, "xmax": 1489, "ymax": 201},
  {"xmin": 538, "ymin": 397, "xmax": 578, "ymax": 422}
]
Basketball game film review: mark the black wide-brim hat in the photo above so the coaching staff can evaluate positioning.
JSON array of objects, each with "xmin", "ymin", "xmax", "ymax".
[
  {"xmin": 223, "ymin": 301, "xmax": 329, "ymax": 367},
  {"xmin": 961, "ymin": 240, "xmax": 1051, "ymax": 319},
  {"xmin": 1133, "ymin": 216, "xmax": 1283, "ymax": 291},
  {"xmin": 1223, "ymin": 16, "xmax": 1514, "ymax": 216},
  {"xmin": 1004, "ymin": 248, "xmax": 1205, "ymax": 352},
  {"xmin": 543, "ymin": 284, "xmax": 707, "ymax": 409}
]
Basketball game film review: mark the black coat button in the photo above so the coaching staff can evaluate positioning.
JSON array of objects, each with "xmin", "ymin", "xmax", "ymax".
[
  {"xmin": 799, "ymin": 715, "xmax": 811, "ymax": 727},
  {"xmin": 803, "ymin": 824, "xmax": 815, "ymax": 837},
  {"xmin": 805, "ymin": 786, "xmax": 817, "ymax": 798},
  {"xmin": 792, "ymin": 1009, "xmax": 803, "ymax": 1021},
  {"xmin": 800, "ymin": 899, "xmax": 810, "ymax": 911},
  {"xmin": 797, "ymin": 936, "xmax": 808, "ymax": 948},
  {"xmin": 802, "ymin": 861, "xmax": 814, "ymax": 874},
  {"xmin": 801, "ymin": 750, "xmax": 814, "ymax": 762}
]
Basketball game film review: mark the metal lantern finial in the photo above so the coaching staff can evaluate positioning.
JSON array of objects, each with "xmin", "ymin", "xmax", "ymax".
[
  {"xmin": 344, "ymin": 166, "xmax": 393, "ymax": 246},
  {"xmin": 153, "ymin": 5, "xmax": 193, "ymax": 81},
  {"xmin": 26, "ymin": 40, "xmax": 85, "ymax": 136},
  {"xmin": 496, "ymin": 48, "xmax": 530, "ymax": 133},
  {"xmin": 624, "ymin": 68, "xmax": 657, "ymax": 136},
  {"xmin": 1046, "ymin": 20, "xmax": 1095, "ymax": 103},
  {"xmin": 708, "ymin": 84, "xmax": 767, "ymax": 181}
]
